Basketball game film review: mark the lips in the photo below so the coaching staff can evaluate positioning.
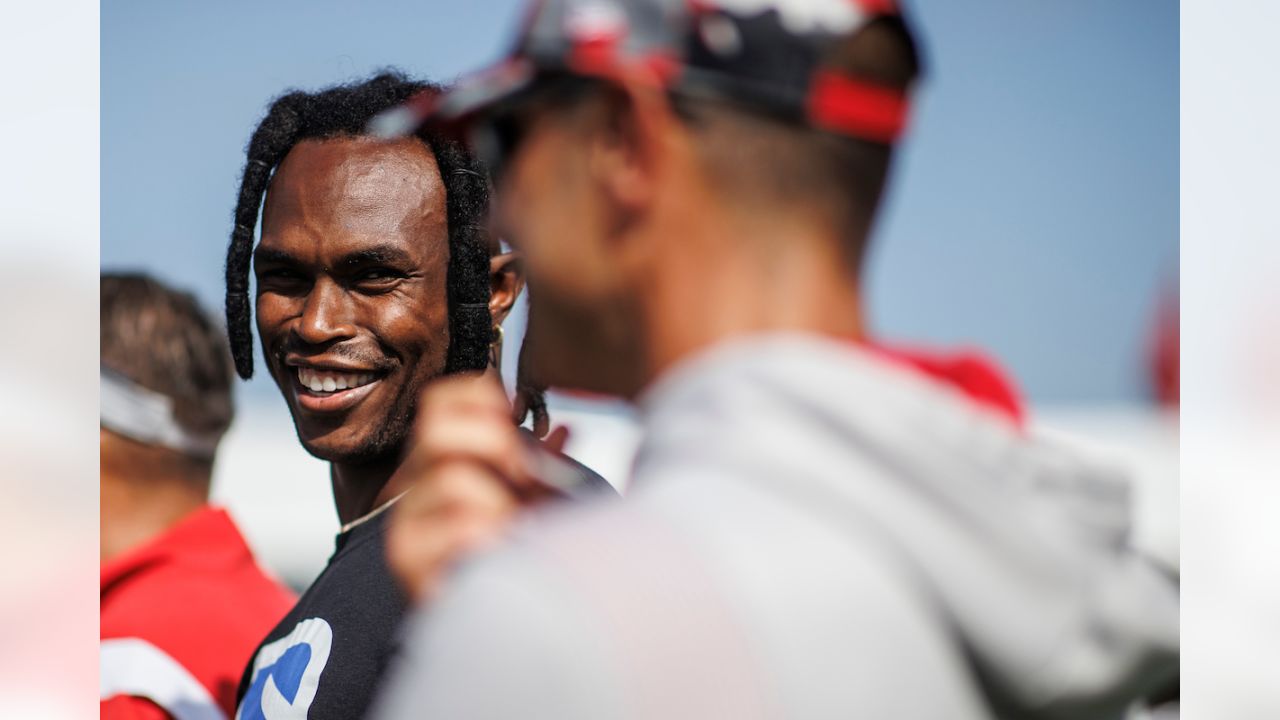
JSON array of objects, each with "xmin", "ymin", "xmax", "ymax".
[{"xmin": 289, "ymin": 363, "xmax": 386, "ymax": 415}]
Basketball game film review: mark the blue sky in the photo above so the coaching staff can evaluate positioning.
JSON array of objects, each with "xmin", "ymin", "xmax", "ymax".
[{"xmin": 102, "ymin": 0, "xmax": 1177, "ymax": 405}]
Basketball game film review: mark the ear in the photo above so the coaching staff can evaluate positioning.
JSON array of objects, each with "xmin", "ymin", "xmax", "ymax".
[
  {"xmin": 587, "ymin": 77, "xmax": 674, "ymax": 226},
  {"xmin": 488, "ymin": 251, "xmax": 525, "ymax": 324}
]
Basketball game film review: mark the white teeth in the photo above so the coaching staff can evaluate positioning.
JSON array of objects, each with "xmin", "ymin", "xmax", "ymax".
[{"xmin": 296, "ymin": 367, "xmax": 377, "ymax": 393}]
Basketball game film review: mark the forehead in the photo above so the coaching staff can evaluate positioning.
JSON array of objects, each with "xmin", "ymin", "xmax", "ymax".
[{"xmin": 260, "ymin": 136, "xmax": 448, "ymax": 260}]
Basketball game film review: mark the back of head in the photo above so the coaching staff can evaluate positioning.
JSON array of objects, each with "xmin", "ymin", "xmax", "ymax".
[
  {"xmin": 674, "ymin": 15, "xmax": 922, "ymax": 270},
  {"xmin": 101, "ymin": 273, "xmax": 234, "ymax": 457}
]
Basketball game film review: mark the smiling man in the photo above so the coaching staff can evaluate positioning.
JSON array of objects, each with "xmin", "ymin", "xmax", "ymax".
[{"xmin": 221, "ymin": 73, "xmax": 528, "ymax": 720}]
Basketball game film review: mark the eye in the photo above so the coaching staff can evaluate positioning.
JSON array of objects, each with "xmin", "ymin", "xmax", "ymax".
[
  {"xmin": 352, "ymin": 266, "xmax": 407, "ymax": 292},
  {"xmin": 258, "ymin": 267, "xmax": 309, "ymax": 290},
  {"xmin": 358, "ymin": 268, "xmax": 395, "ymax": 281}
]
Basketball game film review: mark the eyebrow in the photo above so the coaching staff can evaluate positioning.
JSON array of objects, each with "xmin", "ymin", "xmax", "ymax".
[
  {"xmin": 253, "ymin": 247, "xmax": 301, "ymax": 266},
  {"xmin": 253, "ymin": 244, "xmax": 414, "ymax": 269},
  {"xmin": 336, "ymin": 244, "xmax": 414, "ymax": 268}
]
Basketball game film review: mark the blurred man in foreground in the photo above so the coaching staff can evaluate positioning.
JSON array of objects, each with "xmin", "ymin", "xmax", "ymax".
[
  {"xmin": 101, "ymin": 273, "xmax": 294, "ymax": 719},
  {"xmin": 223, "ymin": 73, "xmax": 610, "ymax": 720},
  {"xmin": 375, "ymin": 1, "xmax": 1179, "ymax": 718}
]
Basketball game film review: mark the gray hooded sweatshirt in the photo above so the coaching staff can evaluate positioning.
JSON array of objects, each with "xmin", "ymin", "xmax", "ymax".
[{"xmin": 373, "ymin": 334, "xmax": 1178, "ymax": 720}]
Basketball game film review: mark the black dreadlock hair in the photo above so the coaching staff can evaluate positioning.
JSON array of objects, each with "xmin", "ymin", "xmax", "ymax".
[{"xmin": 225, "ymin": 71, "xmax": 547, "ymax": 429}]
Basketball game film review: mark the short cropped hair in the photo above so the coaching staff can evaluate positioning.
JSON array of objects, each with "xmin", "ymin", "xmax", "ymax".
[
  {"xmin": 673, "ymin": 16, "xmax": 922, "ymax": 271},
  {"xmin": 539, "ymin": 17, "xmax": 921, "ymax": 271},
  {"xmin": 101, "ymin": 273, "xmax": 235, "ymax": 439}
]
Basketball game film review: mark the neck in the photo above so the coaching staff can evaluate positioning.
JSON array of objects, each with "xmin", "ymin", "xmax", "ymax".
[
  {"xmin": 639, "ymin": 207, "xmax": 865, "ymax": 391},
  {"xmin": 101, "ymin": 466, "xmax": 209, "ymax": 564},
  {"xmin": 330, "ymin": 450, "xmax": 412, "ymax": 526}
]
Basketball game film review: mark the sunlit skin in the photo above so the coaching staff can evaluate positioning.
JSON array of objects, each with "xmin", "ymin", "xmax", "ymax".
[
  {"xmin": 255, "ymin": 136, "xmax": 521, "ymax": 523},
  {"xmin": 493, "ymin": 80, "xmax": 864, "ymax": 399}
]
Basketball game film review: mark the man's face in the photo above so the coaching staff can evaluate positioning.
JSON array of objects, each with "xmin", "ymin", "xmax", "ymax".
[
  {"xmin": 254, "ymin": 137, "xmax": 451, "ymax": 463},
  {"xmin": 492, "ymin": 104, "xmax": 645, "ymax": 396}
]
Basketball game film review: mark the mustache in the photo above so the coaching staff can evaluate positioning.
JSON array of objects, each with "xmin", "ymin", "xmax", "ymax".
[{"xmin": 271, "ymin": 338, "xmax": 398, "ymax": 373}]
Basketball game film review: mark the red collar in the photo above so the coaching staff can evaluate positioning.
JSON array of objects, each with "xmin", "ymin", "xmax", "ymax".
[
  {"xmin": 552, "ymin": 336, "xmax": 1026, "ymax": 429},
  {"xmin": 867, "ymin": 343, "xmax": 1025, "ymax": 428},
  {"xmin": 101, "ymin": 506, "xmax": 254, "ymax": 595}
]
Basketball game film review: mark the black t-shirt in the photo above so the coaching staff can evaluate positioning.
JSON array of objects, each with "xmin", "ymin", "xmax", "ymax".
[
  {"xmin": 234, "ymin": 446, "xmax": 613, "ymax": 720},
  {"xmin": 234, "ymin": 510, "xmax": 404, "ymax": 720}
]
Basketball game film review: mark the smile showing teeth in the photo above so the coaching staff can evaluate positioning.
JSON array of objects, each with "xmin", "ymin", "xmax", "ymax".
[{"xmin": 296, "ymin": 367, "xmax": 377, "ymax": 394}]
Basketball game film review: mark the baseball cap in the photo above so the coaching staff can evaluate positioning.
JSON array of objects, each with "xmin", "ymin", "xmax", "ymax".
[{"xmin": 372, "ymin": 0, "xmax": 917, "ymax": 145}]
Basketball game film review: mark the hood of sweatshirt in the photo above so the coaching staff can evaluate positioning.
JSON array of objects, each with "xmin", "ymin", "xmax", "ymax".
[{"xmin": 636, "ymin": 334, "xmax": 1179, "ymax": 718}]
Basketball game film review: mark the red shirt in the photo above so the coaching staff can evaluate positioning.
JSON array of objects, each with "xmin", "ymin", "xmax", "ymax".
[{"xmin": 101, "ymin": 506, "xmax": 295, "ymax": 720}]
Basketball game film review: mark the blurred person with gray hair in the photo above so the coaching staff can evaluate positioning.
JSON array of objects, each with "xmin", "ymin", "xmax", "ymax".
[
  {"xmin": 101, "ymin": 273, "xmax": 294, "ymax": 720},
  {"xmin": 374, "ymin": 0, "xmax": 1179, "ymax": 718}
]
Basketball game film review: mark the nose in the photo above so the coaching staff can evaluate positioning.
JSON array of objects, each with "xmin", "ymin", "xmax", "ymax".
[{"xmin": 295, "ymin": 277, "xmax": 357, "ymax": 346}]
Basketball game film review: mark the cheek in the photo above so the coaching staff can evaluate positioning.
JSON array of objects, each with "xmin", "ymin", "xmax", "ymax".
[
  {"xmin": 253, "ymin": 295, "xmax": 295, "ymax": 349},
  {"xmin": 370, "ymin": 289, "xmax": 450, "ymax": 369},
  {"xmin": 507, "ymin": 137, "xmax": 596, "ymax": 274},
  {"xmin": 509, "ymin": 184, "xmax": 609, "ymax": 303},
  {"xmin": 529, "ymin": 224, "xmax": 617, "ymax": 311}
]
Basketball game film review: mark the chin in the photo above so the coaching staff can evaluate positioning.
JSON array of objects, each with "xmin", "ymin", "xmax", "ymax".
[
  {"xmin": 292, "ymin": 432, "xmax": 349, "ymax": 463},
  {"xmin": 293, "ymin": 429, "xmax": 391, "ymax": 466},
  {"xmin": 296, "ymin": 438, "xmax": 347, "ymax": 463}
]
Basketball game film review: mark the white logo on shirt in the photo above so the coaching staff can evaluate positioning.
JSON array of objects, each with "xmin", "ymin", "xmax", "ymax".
[{"xmin": 235, "ymin": 618, "xmax": 333, "ymax": 720}]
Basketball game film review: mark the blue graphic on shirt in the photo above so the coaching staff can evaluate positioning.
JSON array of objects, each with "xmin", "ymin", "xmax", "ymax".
[
  {"xmin": 240, "ymin": 643, "xmax": 311, "ymax": 720},
  {"xmin": 235, "ymin": 617, "xmax": 332, "ymax": 720}
]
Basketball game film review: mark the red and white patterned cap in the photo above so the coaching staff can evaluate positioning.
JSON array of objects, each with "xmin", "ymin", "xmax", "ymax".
[{"xmin": 374, "ymin": 0, "xmax": 915, "ymax": 144}]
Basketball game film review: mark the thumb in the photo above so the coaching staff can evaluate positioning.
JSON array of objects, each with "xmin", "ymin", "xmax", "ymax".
[{"xmin": 543, "ymin": 425, "xmax": 571, "ymax": 455}]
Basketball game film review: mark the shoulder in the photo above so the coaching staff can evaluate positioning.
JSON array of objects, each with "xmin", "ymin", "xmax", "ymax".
[
  {"xmin": 103, "ymin": 554, "xmax": 293, "ymax": 649},
  {"xmin": 378, "ymin": 491, "xmax": 988, "ymax": 718},
  {"xmin": 371, "ymin": 511, "xmax": 635, "ymax": 720},
  {"xmin": 104, "ymin": 556, "xmax": 294, "ymax": 715},
  {"xmin": 235, "ymin": 521, "xmax": 407, "ymax": 720},
  {"xmin": 100, "ymin": 637, "xmax": 228, "ymax": 720},
  {"xmin": 286, "ymin": 515, "xmax": 406, "ymax": 638}
]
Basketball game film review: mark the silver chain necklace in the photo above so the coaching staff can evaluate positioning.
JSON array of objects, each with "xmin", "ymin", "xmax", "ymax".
[{"xmin": 339, "ymin": 489, "xmax": 411, "ymax": 535}]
